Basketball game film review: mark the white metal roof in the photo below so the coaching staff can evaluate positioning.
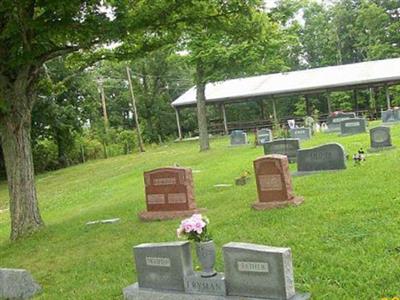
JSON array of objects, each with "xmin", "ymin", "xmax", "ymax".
[{"xmin": 171, "ymin": 58, "xmax": 400, "ymax": 108}]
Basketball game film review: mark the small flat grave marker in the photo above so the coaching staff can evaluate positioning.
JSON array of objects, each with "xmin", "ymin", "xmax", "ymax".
[
  {"xmin": 134, "ymin": 241, "xmax": 193, "ymax": 292},
  {"xmin": 252, "ymin": 154, "xmax": 303, "ymax": 210},
  {"xmin": 290, "ymin": 127, "xmax": 311, "ymax": 141},
  {"xmin": 296, "ymin": 143, "xmax": 346, "ymax": 173},
  {"xmin": 230, "ymin": 130, "xmax": 248, "ymax": 146},
  {"xmin": 340, "ymin": 118, "xmax": 367, "ymax": 136},
  {"xmin": 223, "ymin": 242, "xmax": 309, "ymax": 299},
  {"xmin": 257, "ymin": 128, "xmax": 272, "ymax": 145},
  {"xmin": 139, "ymin": 167, "xmax": 204, "ymax": 221},
  {"xmin": 263, "ymin": 139, "xmax": 300, "ymax": 163}
]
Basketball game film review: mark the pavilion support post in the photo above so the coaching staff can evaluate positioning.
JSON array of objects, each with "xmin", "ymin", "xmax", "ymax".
[
  {"xmin": 305, "ymin": 95, "xmax": 311, "ymax": 116},
  {"xmin": 259, "ymin": 100, "xmax": 266, "ymax": 120},
  {"xmin": 369, "ymin": 87, "xmax": 376, "ymax": 114},
  {"xmin": 272, "ymin": 98, "xmax": 278, "ymax": 123},
  {"xmin": 175, "ymin": 108, "xmax": 182, "ymax": 140},
  {"xmin": 326, "ymin": 93, "xmax": 332, "ymax": 114},
  {"xmin": 353, "ymin": 89, "xmax": 358, "ymax": 114},
  {"xmin": 385, "ymin": 85, "xmax": 391, "ymax": 109},
  {"xmin": 221, "ymin": 103, "xmax": 228, "ymax": 135}
]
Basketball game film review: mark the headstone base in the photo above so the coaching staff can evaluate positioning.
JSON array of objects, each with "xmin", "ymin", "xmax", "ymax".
[
  {"xmin": 139, "ymin": 208, "xmax": 206, "ymax": 221},
  {"xmin": 291, "ymin": 170, "xmax": 343, "ymax": 177},
  {"xmin": 251, "ymin": 197, "xmax": 304, "ymax": 210},
  {"xmin": 367, "ymin": 146, "xmax": 395, "ymax": 153},
  {"xmin": 123, "ymin": 283, "xmax": 310, "ymax": 300},
  {"xmin": 184, "ymin": 273, "xmax": 226, "ymax": 296}
]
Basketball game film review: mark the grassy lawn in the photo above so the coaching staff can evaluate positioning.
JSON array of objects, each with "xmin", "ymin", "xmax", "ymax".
[{"xmin": 1, "ymin": 121, "xmax": 400, "ymax": 299}]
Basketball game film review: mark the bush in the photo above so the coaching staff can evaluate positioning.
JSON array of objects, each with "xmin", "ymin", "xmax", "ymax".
[{"xmin": 33, "ymin": 139, "xmax": 59, "ymax": 173}]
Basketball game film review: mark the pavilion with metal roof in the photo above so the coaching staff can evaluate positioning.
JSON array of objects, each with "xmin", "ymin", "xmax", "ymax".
[{"xmin": 171, "ymin": 58, "xmax": 400, "ymax": 139}]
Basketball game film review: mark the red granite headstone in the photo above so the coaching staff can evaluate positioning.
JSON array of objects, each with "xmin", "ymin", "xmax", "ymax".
[
  {"xmin": 139, "ymin": 167, "xmax": 205, "ymax": 221},
  {"xmin": 252, "ymin": 154, "xmax": 303, "ymax": 210}
]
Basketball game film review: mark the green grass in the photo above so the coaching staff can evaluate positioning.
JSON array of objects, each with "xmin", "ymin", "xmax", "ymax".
[{"xmin": 1, "ymin": 122, "xmax": 400, "ymax": 299}]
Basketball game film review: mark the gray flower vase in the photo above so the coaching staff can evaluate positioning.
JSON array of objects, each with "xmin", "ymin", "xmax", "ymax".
[{"xmin": 195, "ymin": 240, "xmax": 217, "ymax": 278}]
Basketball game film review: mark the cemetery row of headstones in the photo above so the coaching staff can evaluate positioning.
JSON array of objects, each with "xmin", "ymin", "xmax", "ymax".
[{"xmin": 123, "ymin": 241, "xmax": 310, "ymax": 300}]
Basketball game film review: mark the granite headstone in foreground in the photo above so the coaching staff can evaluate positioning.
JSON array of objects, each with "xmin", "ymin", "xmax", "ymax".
[
  {"xmin": 370, "ymin": 126, "xmax": 392, "ymax": 149},
  {"xmin": 257, "ymin": 128, "xmax": 272, "ymax": 145},
  {"xmin": 223, "ymin": 242, "xmax": 306, "ymax": 300},
  {"xmin": 263, "ymin": 139, "xmax": 300, "ymax": 163},
  {"xmin": 134, "ymin": 241, "xmax": 193, "ymax": 292},
  {"xmin": 0, "ymin": 268, "xmax": 41, "ymax": 299},
  {"xmin": 339, "ymin": 118, "xmax": 367, "ymax": 136},
  {"xmin": 296, "ymin": 143, "xmax": 346, "ymax": 173},
  {"xmin": 290, "ymin": 127, "xmax": 311, "ymax": 141},
  {"xmin": 230, "ymin": 130, "xmax": 248, "ymax": 146}
]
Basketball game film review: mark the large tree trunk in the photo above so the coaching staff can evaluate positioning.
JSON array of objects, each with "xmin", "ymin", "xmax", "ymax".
[
  {"xmin": 195, "ymin": 63, "xmax": 209, "ymax": 152},
  {"xmin": 0, "ymin": 85, "xmax": 44, "ymax": 240}
]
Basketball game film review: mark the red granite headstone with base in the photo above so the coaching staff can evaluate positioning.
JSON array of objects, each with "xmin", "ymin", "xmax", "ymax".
[
  {"xmin": 139, "ymin": 167, "xmax": 205, "ymax": 221},
  {"xmin": 252, "ymin": 154, "xmax": 303, "ymax": 210}
]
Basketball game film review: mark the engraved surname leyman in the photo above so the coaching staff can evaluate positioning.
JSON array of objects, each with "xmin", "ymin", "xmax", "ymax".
[
  {"xmin": 145, "ymin": 256, "xmax": 171, "ymax": 267},
  {"xmin": 238, "ymin": 261, "xmax": 269, "ymax": 273},
  {"xmin": 259, "ymin": 175, "xmax": 282, "ymax": 191},
  {"xmin": 153, "ymin": 177, "xmax": 176, "ymax": 185}
]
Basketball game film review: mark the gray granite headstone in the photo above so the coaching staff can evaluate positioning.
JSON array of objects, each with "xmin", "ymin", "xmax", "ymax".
[
  {"xmin": 0, "ymin": 268, "xmax": 41, "ymax": 299},
  {"xmin": 263, "ymin": 139, "xmax": 300, "ymax": 163},
  {"xmin": 326, "ymin": 112, "xmax": 356, "ymax": 132},
  {"xmin": 134, "ymin": 241, "xmax": 193, "ymax": 292},
  {"xmin": 290, "ymin": 128, "xmax": 311, "ymax": 141},
  {"xmin": 370, "ymin": 126, "xmax": 392, "ymax": 149},
  {"xmin": 184, "ymin": 273, "xmax": 226, "ymax": 296},
  {"xmin": 230, "ymin": 130, "xmax": 248, "ymax": 146},
  {"xmin": 340, "ymin": 118, "xmax": 367, "ymax": 135},
  {"xmin": 223, "ymin": 242, "xmax": 295, "ymax": 299},
  {"xmin": 382, "ymin": 109, "xmax": 400, "ymax": 123},
  {"xmin": 297, "ymin": 143, "xmax": 346, "ymax": 172},
  {"xmin": 257, "ymin": 128, "xmax": 272, "ymax": 145}
]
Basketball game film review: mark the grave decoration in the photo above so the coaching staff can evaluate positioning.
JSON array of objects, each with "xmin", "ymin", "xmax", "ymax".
[
  {"xmin": 252, "ymin": 155, "xmax": 303, "ymax": 210},
  {"xmin": 353, "ymin": 148, "xmax": 366, "ymax": 166},
  {"xmin": 123, "ymin": 239, "xmax": 310, "ymax": 300},
  {"xmin": 139, "ymin": 167, "xmax": 205, "ymax": 221},
  {"xmin": 235, "ymin": 170, "xmax": 251, "ymax": 186}
]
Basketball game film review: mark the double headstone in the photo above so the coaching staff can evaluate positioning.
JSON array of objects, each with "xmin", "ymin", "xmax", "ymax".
[
  {"xmin": 252, "ymin": 155, "xmax": 303, "ymax": 210},
  {"xmin": 0, "ymin": 268, "xmax": 41, "ymax": 299},
  {"xmin": 340, "ymin": 118, "xmax": 367, "ymax": 136},
  {"xmin": 263, "ymin": 139, "xmax": 300, "ymax": 163},
  {"xmin": 124, "ymin": 241, "xmax": 310, "ymax": 299},
  {"xmin": 290, "ymin": 128, "xmax": 311, "ymax": 141},
  {"xmin": 369, "ymin": 126, "xmax": 393, "ymax": 151},
  {"xmin": 257, "ymin": 128, "xmax": 272, "ymax": 145},
  {"xmin": 326, "ymin": 112, "xmax": 356, "ymax": 132},
  {"xmin": 139, "ymin": 167, "xmax": 205, "ymax": 221},
  {"xmin": 230, "ymin": 130, "xmax": 248, "ymax": 146},
  {"xmin": 296, "ymin": 143, "xmax": 346, "ymax": 173},
  {"xmin": 382, "ymin": 108, "xmax": 400, "ymax": 123}
]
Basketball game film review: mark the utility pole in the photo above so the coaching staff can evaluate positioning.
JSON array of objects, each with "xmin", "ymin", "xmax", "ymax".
[{"xmin": 126, "ymin": 66, "xmax": 145, "ymax": 152}]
